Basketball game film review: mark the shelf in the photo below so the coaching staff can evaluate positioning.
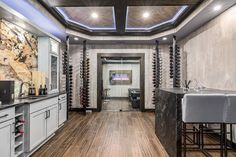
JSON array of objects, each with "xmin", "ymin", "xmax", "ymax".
[
  {"xmin": 15, "ymin": 150, "xmax": 23, "ymax": 157},
  {"xmin": 15, "ymin": 133, "xmax": 23, "ymax": 138},
  {"xmin": 15, "ymin": 113, "xmax": 23, "ymax": 117},
  {"xmin": 15, "ymin": 123, "xmax": 24, "ymax": 128},
  {"xmin": 15, "ymin": 141, "xmax": 23, "ymax": 148}
]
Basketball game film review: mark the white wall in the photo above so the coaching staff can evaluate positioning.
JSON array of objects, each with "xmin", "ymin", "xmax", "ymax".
[
  {"xmin": 180, "ymin": 5, "xmax": 236, "ymax": 90},
  {"xmin": 103, "ymin": 63, "xmax": 140, "ymax": 97}
]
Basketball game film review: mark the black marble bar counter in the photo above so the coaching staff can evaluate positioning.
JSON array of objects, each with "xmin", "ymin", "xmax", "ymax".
[
  {"xmin": 0, "ymin": 91, "xmax": 66, "ymax": 111},
  {"xmin": 155, "ymin": 88, "xmax": 236, "ymax": 157}
]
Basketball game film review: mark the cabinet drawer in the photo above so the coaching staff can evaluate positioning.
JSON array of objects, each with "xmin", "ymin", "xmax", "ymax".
[
  {"xmin": 58, "ymin": 94, "xmax": 67, "ymax": 101},
  {"xmin": 30, "ymin": 97, "xmax": 58, "ymax": 113},
  {"xmin": 0, "ymin": 108, "xmax": 15, "ymax": 123}
]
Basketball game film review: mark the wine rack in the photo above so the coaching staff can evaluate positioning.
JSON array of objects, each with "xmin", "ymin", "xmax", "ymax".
[
  {"xmin": 152, "ymin": 40, "xmax": 162, "ymax": 105},
  {"xmin": 169, "ymin": 36, "xmax": 181, "ymax": 87},
  {"xmin": 62, "ymin": 50, "xmax": 68, "ymax": 75},
  {"xmin": 68, "ymin": 64, "xmax": 73, "ymax": 110},
  {"xmin": 14, "ymin": 106, "xmax": 25, "ymax": 157},
  {"xmin": 80, "ymin": 40, "xmax": 90, "ymax": 113}
]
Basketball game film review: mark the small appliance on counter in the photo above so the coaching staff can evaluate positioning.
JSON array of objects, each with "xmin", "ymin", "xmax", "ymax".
[{"xmin": 0, "ymin": 80, "xmax": 15, "ymax": 105}]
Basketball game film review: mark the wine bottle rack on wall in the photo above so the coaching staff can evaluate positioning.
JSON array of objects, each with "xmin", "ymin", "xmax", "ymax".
[
  {"xmin": 68, "ymin": 64, "xmax": 73, "ymax": 109},
  {"xmin": 152, "ymin": 40, "xmax": 163, "ymax": 105},
  {"xmin": 79, "ymin": 40, "xmax": 90, "ymax": 113},
  {"xmin": 169, "ymin": 36, "xmax": 181, "ymax": 87}
]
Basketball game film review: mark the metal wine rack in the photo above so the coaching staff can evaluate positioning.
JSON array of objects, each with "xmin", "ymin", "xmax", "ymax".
[
  {"xmin": 152, "ymin": 40, "xmax": 162, "ymax": 105},
  {"xmin": 79, "ymin": 40, "xmax": 90, "ymax": 113},
  {"xmin": 169, "ymin": 36, "xmax": 181, "ymax": 87}
]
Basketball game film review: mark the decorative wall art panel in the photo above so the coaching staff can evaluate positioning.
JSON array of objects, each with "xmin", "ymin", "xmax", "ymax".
[{"xmin": 0, "ymin": 19, "xmax": 38, "ymax": 95}]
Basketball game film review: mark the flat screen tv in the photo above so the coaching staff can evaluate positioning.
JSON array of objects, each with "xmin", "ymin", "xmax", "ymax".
[{"xmin": 109, "ymin": 70, "xmax": 132, "ymax": 85}]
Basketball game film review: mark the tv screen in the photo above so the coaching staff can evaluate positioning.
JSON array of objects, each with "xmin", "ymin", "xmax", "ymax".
[{"xmin": 109, "ymin": 70, "xmax": 132, "ymax": 85}]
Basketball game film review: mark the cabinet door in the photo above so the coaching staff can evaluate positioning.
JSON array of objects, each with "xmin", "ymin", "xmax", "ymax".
[
  {"xmin": 47, "ymin": 104, "xmax": 58, "ymax": 137},
  {"xmin": 30, "ymin": 109, "xmax": 47, "ymax": 151},
  {"xmin": 0, "ymin": 119, "xmax": 14, "ymax": 157},
  {"xmin": 58, "ymin": 101, "xmax": 67, "ymax": 126}
]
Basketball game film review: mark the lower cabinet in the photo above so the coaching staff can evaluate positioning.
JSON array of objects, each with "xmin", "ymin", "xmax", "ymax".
[
  {"xmin": 30, "ymin": 101, "xmax": 58, "ymax": 151},
  {"xmin": 46, "ymin": 105, "xmax": 58, "ymax": 137},
  {"xmin": 0, "ymin": 119, "xmax": 15, "ymax": 157},
  {"xmin": 58, "ymin": 100, "xmax": 67, "ymax": 126},
  {"xmin": 30, "ymin": 109, "xmax": 47, "ymax": 151}
]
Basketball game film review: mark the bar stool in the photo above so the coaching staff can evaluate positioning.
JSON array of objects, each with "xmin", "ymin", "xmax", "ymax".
[
  {"xmin": 182, "ymin": 94, "xmax": 227, "ymax": 157},
  {"xmin": 225, "ymin": 94, "xmax": 236, "ymax": 154}
]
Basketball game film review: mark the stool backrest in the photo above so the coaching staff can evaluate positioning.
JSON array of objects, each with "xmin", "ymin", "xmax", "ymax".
[
  {"xmin": 182, "ymin": 94, "xmax": 227, "ymax": 123},
  {"xmin": 225, "ymin": 94, "xmax": 236, "ymax": 123}
]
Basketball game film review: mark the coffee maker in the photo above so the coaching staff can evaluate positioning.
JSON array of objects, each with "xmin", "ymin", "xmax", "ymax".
[{"xmin": 0, "ymin": 80, "xmax": 15, "ymax": 105}]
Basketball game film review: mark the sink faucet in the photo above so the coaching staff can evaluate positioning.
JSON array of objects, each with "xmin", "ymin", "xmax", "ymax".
[{"xmin": 19, "ymin": 82, "xmax": 31, "ymax": 98}]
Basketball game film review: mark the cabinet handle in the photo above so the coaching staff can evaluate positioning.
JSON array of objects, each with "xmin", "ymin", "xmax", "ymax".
[
  {"xmin": 48, "ymin": 110, "xmax": 50, "ymax": 118},
  {"xmin": 0, "ymin": 114, "xmax": 8, "ymax": 119},
  {"xmin": 12, "ymin": 122, "xmax": 15, "ymax": 133},
  {"xmin": 45, "ymin": 111, "xmax": 48, "ymax": 119},
  {"xmin": 59, "ymin": 104, "xmax": 61, "ymax": 110}
]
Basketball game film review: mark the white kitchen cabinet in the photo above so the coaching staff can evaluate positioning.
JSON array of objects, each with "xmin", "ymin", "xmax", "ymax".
[
  {"xmin": 0, "ymin": 119, "xmax": 14, "ymax": 157},
  {"xmin": 29, "ymin": 97, "xmax": 59, "ymax": 151},
  {"xmin": 29, "ymin": 109, "xmax": 47, "ymax": 151},
  {"xmin": 38, "ymin": 37, "xmax": 59, "ymax": 94},
  {"xmin": 46, "ymin": 104, "xmax": 58, "ymax": 137},
  {"xmin": 58, "ymin": 94, "xmax": 67, "ymax": 126}
]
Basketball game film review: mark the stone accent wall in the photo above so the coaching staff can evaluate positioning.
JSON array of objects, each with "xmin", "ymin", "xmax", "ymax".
[{"xmin": 0, "ymin": 19, "xmax": 38, "ymax": 95}]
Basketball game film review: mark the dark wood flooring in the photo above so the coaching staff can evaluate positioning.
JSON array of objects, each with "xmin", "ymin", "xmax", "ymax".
[
  {"xmin": 31, "ymin": 102, "xmax": 236, "ymax": 157},
  {"xmin": 102, "ymin": 99, "xmax": 139, "ymax": 111}
]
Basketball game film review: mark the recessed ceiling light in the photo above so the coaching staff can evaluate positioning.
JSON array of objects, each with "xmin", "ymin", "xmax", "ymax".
[
  {"xmin": 74, "ymin": 37, "xmax": 79, "ymax": 41},
  {"xmin": 162, "ymin": 37, "xmax": 168, "ymax": 41},
  {"xmin": 213, "ymin": 5, "xmax": 222, "ymax": 11},
  {"xmin": 142, "ymin": 12, "xmax": 150, "ymax": 18},
  {"xmin": 91, "ymin": 12, "xmax": 98, "ymax": 19}
]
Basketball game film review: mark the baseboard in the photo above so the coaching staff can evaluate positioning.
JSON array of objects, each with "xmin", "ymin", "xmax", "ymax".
[
  {"xmin": 70, "ymin": 108, "xmax": 100, "ymax": 112},
  {"xmin": 143, "ymin": 109, "xmax": 155, "ymax": 112}
]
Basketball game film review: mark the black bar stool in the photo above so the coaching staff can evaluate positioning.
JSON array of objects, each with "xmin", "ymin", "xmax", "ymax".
[{"xmin": 182, "ymin": 94, "xmax": 228, "ymax": 157}]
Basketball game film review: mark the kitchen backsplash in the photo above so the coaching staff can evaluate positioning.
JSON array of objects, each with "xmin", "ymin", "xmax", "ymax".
[{"xmin": 0, "ymin": 19, "xmax": 38, "ymax": 96}]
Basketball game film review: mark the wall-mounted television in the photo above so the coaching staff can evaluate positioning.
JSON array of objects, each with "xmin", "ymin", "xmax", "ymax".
[{"xmin": 109, "ymin": 70, "xmax": 132, "ymax": 85}]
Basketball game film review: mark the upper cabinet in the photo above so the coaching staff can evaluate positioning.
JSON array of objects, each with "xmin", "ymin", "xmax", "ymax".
[{"xmin": 38, "ymin": 37, "xmax": 60, "ymax": 94}]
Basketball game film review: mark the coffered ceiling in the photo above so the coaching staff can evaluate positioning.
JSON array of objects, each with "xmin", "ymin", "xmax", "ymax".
[{"xmin": 39, "ymin": 0, "xmax": 203, "ymax": 36}]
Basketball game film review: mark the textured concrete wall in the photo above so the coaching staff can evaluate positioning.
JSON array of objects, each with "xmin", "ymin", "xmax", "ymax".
[
  {"xmin": 69, "ymin": 44, "xmax": 170, "ymax": 109},
  {"xmin": 180, "ymin": 5, "xmax": 236, "ymax": 90}
]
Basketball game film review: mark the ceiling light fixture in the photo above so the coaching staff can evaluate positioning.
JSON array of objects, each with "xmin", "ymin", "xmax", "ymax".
[
  {"xmin": 91, "ymin": 12, "xmax": 98, "ymax": 19},
  {"xmin": 74, "ymin": 37, "xmax": 79, "ymax": 41},
  {"xmin": 142, "ymin": 12, "xmax": 150, "ymax": 18},
  {"xmin": 162, "ymin": 37, "xmax": 167, "ymax": 41},
  {"xmin": 213, "ymin": 5, "xmax": 222, "ymax": 11}
]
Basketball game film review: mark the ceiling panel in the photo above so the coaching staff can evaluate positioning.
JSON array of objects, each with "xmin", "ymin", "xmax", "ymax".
[
  {"xmin": 126, "ymin": 6, "xmax": 188, "ymax": 31},
  {"xmin": 56, "ymin": 7, "xmax": 115, "ymax": 30}
]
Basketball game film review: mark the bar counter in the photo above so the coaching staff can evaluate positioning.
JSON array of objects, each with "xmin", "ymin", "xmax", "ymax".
[{"xmin": 155, "ymin": 88, "xmax": 236, "ymax": 157}]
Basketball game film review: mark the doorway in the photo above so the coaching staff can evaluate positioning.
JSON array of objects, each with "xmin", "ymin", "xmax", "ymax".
[{"xmin": 97, "ymin": 53, "xmax": 145, "ymax": 112}]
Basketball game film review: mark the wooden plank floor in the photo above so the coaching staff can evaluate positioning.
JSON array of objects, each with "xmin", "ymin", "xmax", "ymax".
[
  {"xmin": 31, "ymin": 101, "xmax": 236, "ymax": 157},
  {"xmin": 31, "ymin": 111, "xmax": 168, "ymax": 157},
  {"xmin": 102, "ymin": 99, "xmax": 139, "ymax": 111}
]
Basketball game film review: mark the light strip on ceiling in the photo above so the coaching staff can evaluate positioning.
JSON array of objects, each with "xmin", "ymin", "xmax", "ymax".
[
  {"xmin": 126, "ymin": 5, "xmax": 188, "ymax": 31},
  {"xmin": 0, "ymin": 0, "xmax": 66, "ymax": 39},
  {"xmin": 56, "ymin": 7, "xmax": 116, "ymax": 31}
]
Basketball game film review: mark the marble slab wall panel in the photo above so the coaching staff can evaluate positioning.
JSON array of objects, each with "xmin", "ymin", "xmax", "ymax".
[
  {"xmin": 180, "ymin": 5, "xmax": 236, "ymax": 90},
  {"xmin": 0, "ymin": 19, "xmax": 38, "ymax": 96},
  {"xmin": 69, "ymin": 44, "xmax": 171, "ymax": 109}
]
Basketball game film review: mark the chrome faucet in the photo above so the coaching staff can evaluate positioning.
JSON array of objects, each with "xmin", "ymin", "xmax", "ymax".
[{"xmin": 19, "ymin": 82, "xmax": 31, "ymax": 98}]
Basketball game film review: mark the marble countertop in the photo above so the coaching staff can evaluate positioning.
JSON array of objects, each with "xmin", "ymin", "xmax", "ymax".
[
  {"xmin": 158, "ymin": 88, "xmax": 236, "ymax": 95},
  {"xmin": 0, "ymin": 92, "xmax": 66, "ymax": 111}
]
